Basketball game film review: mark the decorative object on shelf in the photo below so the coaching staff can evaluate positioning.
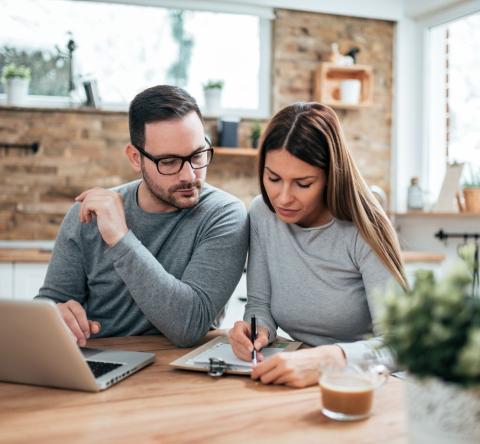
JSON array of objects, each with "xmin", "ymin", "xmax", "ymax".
[
  {"xmin": 203, "ymin": 79, "xmax": 224, "ymax": 115},
  {"xmin": 433, "ymin": 162, "xmax": 464, "ymax": 213},
  {"xmin": 461, "ymin": 164, "xmax": 480, "ymax": 214},
  {"xmin": 217, "ymin": 117, "xmax": 239, "ymax": 147},
  {"xmin": 314, "ymin": 62, "xmax": 373, "ymax": 110},
  {"xmin": 381, "ymin": 249, "xmax": 480, "ymax": 444},
  {"xmin": 339, "ymin": 79, "xmax": 361, "ymax": 104},
  {"xmin": 328, "ymin": 43, "xmax": 342, "ymax": 65},
  {"xmin": 344, "ymin": 47, "xmax": 360, "ymax": 64},
  {"xmin": 407, "ymin": 177, "xmax": 424, "ymax": 211},
  {"xmin": 328, "ymin": 43, "xmax": 355, "ymax": 66},
  {"xmin": 1, "ymin": 63, "xmax": 31, "ymax": 106},
  {"xmin": 83, "ymin": 79, "xmax": 101, "ymax": 108},
  {"xmin": 250, "ymin": 122, "xmax": 262, "ymax": 149}
]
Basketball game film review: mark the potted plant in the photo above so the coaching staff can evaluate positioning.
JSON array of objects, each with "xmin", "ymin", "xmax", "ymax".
[
  {"xmin": 462, "ymin": 165, "xmax": 480, "ymax": 213},
  {"xmin": 381, "ymin": 249, "xmax": 480, "ymax": 444},
  {"xmin": 2, "ymin": 63, "xmax": 31, "ymax": 106},
  {"xmin": 250, "ymin": 122, "xmax": 262, "ymax": 149},
  {"xmin": 202, "ymin": 79, "xmax": 224, "ymax": 115}
]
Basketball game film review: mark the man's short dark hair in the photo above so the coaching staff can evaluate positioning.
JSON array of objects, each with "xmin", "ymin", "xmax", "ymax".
[{"xmin": 129, "ymin": 85, "xmax": 203, "ymax": 148}]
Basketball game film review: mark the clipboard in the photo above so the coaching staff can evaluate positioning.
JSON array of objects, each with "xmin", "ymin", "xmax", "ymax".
[{"xmin": 170, "ymin": 336, "xmax": 302, "ymax": 376}]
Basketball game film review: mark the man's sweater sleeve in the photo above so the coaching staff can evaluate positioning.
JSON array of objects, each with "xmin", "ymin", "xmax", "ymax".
[
  {"xmin": 104, "ymin": 201, "xmax": 249, "ymax": 347},
  {"xmin": 35, "ymin": 204, "xmax": 87, "ymax": 304}
]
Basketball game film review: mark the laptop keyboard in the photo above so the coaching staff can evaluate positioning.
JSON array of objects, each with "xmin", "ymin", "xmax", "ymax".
[{"xmin": 86, "ymin": 361, "xmax": 123, "ymax": 378}]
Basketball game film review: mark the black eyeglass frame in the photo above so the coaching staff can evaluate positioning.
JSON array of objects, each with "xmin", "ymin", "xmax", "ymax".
[{"xmin": 132, "ymin": 136, "xmax": 214, "ymax": 175}]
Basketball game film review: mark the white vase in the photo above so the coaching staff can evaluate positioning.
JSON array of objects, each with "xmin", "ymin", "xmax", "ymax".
[
  {"xmin": 5, "ymin": 78, "xmax": 30, "ymax": 106},
  {"xmin": 406, "ymin": 376, "xmax": 480, "ymax": 444},
  {"xmin": 340, "ymin": 79, "xmax": 361, "ymax": 104},
  {"xmin": 203, "ymin": 88, "xmax": 222, "ymax": 115}
]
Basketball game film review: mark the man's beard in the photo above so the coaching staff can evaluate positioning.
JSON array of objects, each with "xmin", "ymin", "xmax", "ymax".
[{"xmin": 141, "ymin": 161, "xmax": 203, "ymax": 210}]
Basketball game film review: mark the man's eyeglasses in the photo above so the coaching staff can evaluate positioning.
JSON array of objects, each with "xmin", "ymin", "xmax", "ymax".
[{"xmin": 132, "ymin": 137, "xmax": 214, "ymax": 175}]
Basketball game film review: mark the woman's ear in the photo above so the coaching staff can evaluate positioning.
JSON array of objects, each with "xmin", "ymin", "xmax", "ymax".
[{"xmin": 125, "ymin": 144, "xmax": 142, "ymax": 173}]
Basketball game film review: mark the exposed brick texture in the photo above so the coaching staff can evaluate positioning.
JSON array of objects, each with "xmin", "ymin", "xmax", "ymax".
[{"xmin": 0, "ymin": 9, "xmax": 393, "ymax": 239}]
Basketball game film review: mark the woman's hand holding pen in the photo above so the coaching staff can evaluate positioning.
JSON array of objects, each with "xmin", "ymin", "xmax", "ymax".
[
  {"xmin": 251, "ymin": 345, "xmax": 346, "ymax": 388},
  {"xmin": 228, "ymin": 321, "xmax": 269, "ymax": 362}
]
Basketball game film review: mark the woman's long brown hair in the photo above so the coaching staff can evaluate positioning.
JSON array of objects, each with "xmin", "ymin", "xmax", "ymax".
[{"xmin": 258, "ymin": 102, "xmax": 408, "ymax": 291}]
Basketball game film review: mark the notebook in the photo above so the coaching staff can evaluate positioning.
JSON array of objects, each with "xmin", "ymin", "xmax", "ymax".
[{"xmin": 170, "ymin": 335, "xmax": 302, "ymax": 375}]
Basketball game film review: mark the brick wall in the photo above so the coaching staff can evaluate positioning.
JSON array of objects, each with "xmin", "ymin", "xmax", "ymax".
[
  {"xmin": 273, "ymin": 9, "xmax": 394, "ymax": 193},
  {"xmin": 0, "ymin": 8, "xmax": 394, "ymax": 239}
]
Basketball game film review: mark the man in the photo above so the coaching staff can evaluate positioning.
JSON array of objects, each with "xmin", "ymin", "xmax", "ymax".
[{"xmin": 36, "ymin": 85, "xmax": 248, "ymax": 347}]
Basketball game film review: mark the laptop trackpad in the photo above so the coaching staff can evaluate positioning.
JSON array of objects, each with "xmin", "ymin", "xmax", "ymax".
[{"xmin": 81, "ymin": 347, "xmax": 104, "ymax": 358}]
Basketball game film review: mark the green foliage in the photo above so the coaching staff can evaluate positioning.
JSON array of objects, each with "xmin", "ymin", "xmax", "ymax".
[
  {"xmin": 1, "ymin": 63, "xmax": 31, "ymax": 80},
  {"xmin": 250, "ymin": 122, "xmax": 262, "ymax": 148},
  {"xmin": 203, "ymin": 79, "xmax": 224, "ymax": 90},
  {"xmin": 463, "ymin": 164, "xmax": 480, "ymax": 188},
  {"xmin": 381, "ymin": 249, "xmax": 480, "ymax": 387}
]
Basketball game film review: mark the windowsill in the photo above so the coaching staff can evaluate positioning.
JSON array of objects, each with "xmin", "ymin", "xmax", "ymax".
[
  {"xmin": 0, "ymin": 104, "xmax": 127, "ymax": 115},
  {"xmin": 0, "ymin": 96, "xmax": 270, "ymax": 119}
]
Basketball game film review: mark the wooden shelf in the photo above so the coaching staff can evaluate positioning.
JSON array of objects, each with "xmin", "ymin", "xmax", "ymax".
[
  {"xmin": 314, "ymin": 62, "xmax": 373, "ymax": 110},
  {"xmin": 0, "ymin": 248, "xmax": 52, "ymax": 263},
  {"xmin": 213, "ymin": 147, "xmax": 258, "ymax": 157},
  {"xmin": 402, "ymin": 251, "xmax": 446, "ymax": 264}
]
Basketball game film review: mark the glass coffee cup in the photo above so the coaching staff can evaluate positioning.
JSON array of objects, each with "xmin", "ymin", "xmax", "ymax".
[{"xmin": 319, "ymin": 362, "xmax": 388, "ymax": 421}]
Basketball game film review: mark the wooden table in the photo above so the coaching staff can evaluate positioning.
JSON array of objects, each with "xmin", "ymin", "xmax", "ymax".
[{"xmin": 0, "ymin": 334, "xmax": 407, "ymax": 443}]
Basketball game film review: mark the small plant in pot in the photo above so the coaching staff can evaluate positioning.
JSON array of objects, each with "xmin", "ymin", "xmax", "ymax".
[
  {"xmin": 202, "ymin": 79, "xmax": 224, "ymax": 115},
  {"xmin": 381, "ymin": 248, "xmax": 480, "ymax": 444},
  {"xmin": 1, "ymin": 63, "xmax": 31, "ymax": 106},
  {"xmin": 462, "ymin": 164, "xmax": 480, "ymax": 213},
  {"xmin": 250, "ymin": 122, "xmax": 262, "ymax": 149}
]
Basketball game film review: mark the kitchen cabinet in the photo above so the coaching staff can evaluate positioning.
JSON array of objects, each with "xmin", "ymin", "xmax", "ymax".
[{"xmin": 0, "ymin": 262, "xmax": 48, "ymax": 300}]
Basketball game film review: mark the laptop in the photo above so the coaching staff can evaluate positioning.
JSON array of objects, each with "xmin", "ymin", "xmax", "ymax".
[{"xmin": 0, "ymin": 299, "xmax": 155, "ymax": 392}]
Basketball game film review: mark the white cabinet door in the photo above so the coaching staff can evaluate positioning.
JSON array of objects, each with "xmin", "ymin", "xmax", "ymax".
[
  {"xmin": 13, "ymin": 263, "xmax": 49, "ymax": 300},
  {"xmin": 0, "ymin": 263, "xmax": 14, "ymax": 299}
]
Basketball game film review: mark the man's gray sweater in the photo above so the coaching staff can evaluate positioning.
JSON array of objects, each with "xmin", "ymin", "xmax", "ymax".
[{"xmin": 37, "ymin": 180, "xmax": 248, "ymax": 347}]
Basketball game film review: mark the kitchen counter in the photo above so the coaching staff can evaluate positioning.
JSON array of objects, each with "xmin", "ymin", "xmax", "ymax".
[{"xmin": 0, "ymin": 241, "xmax": 445, "ymax": 264}]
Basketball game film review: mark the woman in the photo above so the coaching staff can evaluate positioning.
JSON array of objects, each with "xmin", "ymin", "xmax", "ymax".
[{"xmin": 229, "ymin": 102, "xmax": 407, "ymax": 388}]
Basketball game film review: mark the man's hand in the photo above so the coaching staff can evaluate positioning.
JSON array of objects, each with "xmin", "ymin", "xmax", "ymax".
[
  {"xmin": 57, "ymin": 300, "xmax": 101, "ymax": 347},
  {"xmin": 75, "ymin": 188, "xmax": 128, "ymax": 247},
  {"xmin": 228, "ymin": 320, "xmax": 269, "ymax": 361},
  {"xmin": 251, "ymin": 345, "xmax": 346, "ymax": 388}
]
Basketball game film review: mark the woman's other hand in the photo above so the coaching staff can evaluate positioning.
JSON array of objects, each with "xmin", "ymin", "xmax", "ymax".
[{"xmin": 251, "ymin": 345, "xmax": 346, "ymax": 388}]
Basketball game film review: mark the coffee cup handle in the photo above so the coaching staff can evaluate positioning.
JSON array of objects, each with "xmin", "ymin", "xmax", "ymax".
[{"xmin": 371, "ymin": 364, "xmax": 389, "ymax": 389}]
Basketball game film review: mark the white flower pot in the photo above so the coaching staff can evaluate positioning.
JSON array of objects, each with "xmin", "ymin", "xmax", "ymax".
[
  {"xmin": 5, "ymin": 78, "xmax": 30, "ymax": 106},
  {"xmin": 203, "ymin": 88, "xmax": 222, "ymax": 115},
  {"xmin": 406, "ymin": 376, "xmax": 480, "ymax": 444}
]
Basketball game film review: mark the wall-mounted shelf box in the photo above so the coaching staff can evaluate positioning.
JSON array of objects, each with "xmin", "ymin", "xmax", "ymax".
[{"xmin": 314, "ymin": 63, "xmax": 373, "ymax": 110}]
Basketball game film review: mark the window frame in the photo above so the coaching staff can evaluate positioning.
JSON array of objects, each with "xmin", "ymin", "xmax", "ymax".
[
  {"xmin": 421, "ymin": 3, "xmax": 480, "ymax": 204},
  {"xmin": 0, "ymin": 0, "xmax": 273, "ymax": 118}
]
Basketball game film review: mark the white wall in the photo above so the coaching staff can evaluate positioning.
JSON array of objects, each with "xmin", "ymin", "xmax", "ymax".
[
  {"xmin": 404, "ymin": 0, "xmax": 465, "ymax": 19},
  {"xmin": 220, "ymin": 0, "xmax": 405, "ymax": 20}
]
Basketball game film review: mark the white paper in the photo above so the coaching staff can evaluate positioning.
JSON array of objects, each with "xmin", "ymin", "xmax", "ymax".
[{"xmin": 189, "ymin": 343, "xmax": 285, "ymax": 368}]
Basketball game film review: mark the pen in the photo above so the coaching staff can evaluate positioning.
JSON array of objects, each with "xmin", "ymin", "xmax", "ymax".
[{"xmin": 251, "ymin": 315, "xmax": 257, "ymax": 365}]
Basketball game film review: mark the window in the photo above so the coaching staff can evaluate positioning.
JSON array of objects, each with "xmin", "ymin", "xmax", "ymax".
[
  {"xmin": 0, "ymin": 0, "xmax": 272, "ymax": 117},
  {"xmin": 426, "ymin": 11, "xmax": 480, "ymax": 195}
]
